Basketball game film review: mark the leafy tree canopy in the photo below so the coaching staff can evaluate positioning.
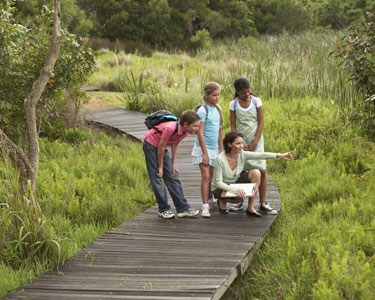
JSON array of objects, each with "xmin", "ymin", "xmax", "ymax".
[{"xmin": 0, "ymin": 1, "xmax": 95, "ymax": 141}]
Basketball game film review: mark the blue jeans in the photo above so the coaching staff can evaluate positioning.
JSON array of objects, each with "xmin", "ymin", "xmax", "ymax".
[{"xmin": 143, "ymin": 140, "xmax": 190, "ymax": 213}]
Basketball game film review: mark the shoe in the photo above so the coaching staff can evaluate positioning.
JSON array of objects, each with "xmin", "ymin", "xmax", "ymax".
[
  {"xmin": 158, "ymin": 210, "xmax": 175, "ymax": 219},
  {"xmin": 246, "ymin": 210, "xmax": 262, "ymax": 217},
  {"xmin": 259, "ymin": 203, "xmax": 278, "ymax": 215},
  {"xmin": 201, "ymin": 207, "xmax": 211, "ymax": 218},
  {"xmin": 217, "ymin": 199, "xmax": 229, "ymax": 215},
  {"xmin": 208, "ymin": 199, "xmax": 218, "ymax": 209},
  {"xmin": 177, "ymin": 208, "xmax": 200, "ymax": 218},
  {"xmin": 228, "ymin": 202, "xmax": 244, "ymax": 211}
]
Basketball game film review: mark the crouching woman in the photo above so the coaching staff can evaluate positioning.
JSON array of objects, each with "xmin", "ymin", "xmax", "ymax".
[{"xmin": 212, "ymin": 132, "xmax": 293, "ymax": 217}]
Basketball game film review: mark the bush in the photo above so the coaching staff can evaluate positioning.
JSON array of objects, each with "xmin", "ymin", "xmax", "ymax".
[
  {"xmin": 335, "ymin": 12, "xmax": 375, "ymax": 137},
  {"xmin": 190, "ymin": 29, "xmax": 212, "ymax": 51}
]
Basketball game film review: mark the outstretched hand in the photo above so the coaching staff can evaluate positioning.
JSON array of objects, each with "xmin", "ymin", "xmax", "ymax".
[{"xmin": 278, "ymin": 151, "xmax": 293, "ymax": 160}]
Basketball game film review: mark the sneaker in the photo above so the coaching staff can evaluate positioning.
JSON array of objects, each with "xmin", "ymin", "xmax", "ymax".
[
  {"xmin": 209, "ymin": 200, "xmax": 218, "ymax": 209},
  {"xmin": 259, "ymin": 203, "xmax": 278, "ymax": 215},
  {"xmin": 201, "ymin": 207, "xmax": 211, "ymax": 218},
  {"xmin": 176, "ymin": 208, "xmax": 200, "ymax": 218},
  {"xmin": 158, "ymin": 210, "xmax": 175, "ymax": 219},
  {"xmin": 228, "ymin": 202, "xmax": 244, "ymax": 211}
]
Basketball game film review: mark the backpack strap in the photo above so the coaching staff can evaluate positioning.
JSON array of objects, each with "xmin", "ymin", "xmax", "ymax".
[
  {"xmin": 153, "ymin": 120, "xmax": 179, "ymax": 136},
  {"xmin": 172, "ymin": 120, "xmax": 179, "ymax": 136},
  {"xmin": 233, "ymin": 96, "xmax": 258, "ymax": 114}
]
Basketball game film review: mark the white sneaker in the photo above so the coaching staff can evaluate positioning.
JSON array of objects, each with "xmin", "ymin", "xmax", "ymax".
[
  {"xmin": 228, "ymin": 202, "xmax": 244, "ymax": 211},
  {"xmin": 176, "ymin": 208, "xmax": 200, "ymax": 218},
  {"xmin": 201, "ymin": 207, "xmax": 211, "ymax": 218},
  {"xmin": 259, "ymin": 203, "xmax": 278, "ymax": 215},
  {"xmin": 158, "ymin": 210, "xmax": 175, "ymax": 219}
]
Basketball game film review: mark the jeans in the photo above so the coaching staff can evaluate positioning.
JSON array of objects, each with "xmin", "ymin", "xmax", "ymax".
[{"xmin": 143, "ymin": 140, "xmax": 190, "ymax": 213}]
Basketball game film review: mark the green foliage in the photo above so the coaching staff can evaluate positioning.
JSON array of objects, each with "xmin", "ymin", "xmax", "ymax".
[
  {"xmin": 335, "ymin": 12, "xmax": 375, "ymax": 137},
  {"xmin": 190, "ymin": 29, "xmax": 212, "ymax": 51},
  {"xmin": 0, "ymin": 128, "xmax": 154, "ymax": 297},
  {"xmin": 89, "ymin": 31, "xmax": 360, "ymax": 117},
  {"xmin": 223, "ymin": 97, "xmax": 375, "ymax": 300},
  {"xmin": 14, "ymin": 0, "xmax": 93, "ymax": 36},
  {"xmin": 0, "ymin": 1, "xmax": 95, "ymax": 141}
]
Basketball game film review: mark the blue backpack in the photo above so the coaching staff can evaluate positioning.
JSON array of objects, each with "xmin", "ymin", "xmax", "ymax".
[{"xmin": 144, "ymin": 110, "xmax": 179, "ymax": 136}]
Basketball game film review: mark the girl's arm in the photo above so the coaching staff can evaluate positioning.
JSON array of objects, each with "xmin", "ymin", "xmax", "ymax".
[
  {"xmin": 218, "ymin": 127, "xmax": 223, "ymax": 153},
  {"xmin": 171, "ymin": 143, "xmax": 179, "ymax": 174},
  {"xmin": 249, "ymin": 106, "xmax": 264, "ymax": 151},
  {"xmin": 230, "ymin": 110, "xmax": 237, "ymax": 132},
  {"xmin": 157, "ymin": 139, "xmax": 168, "ymax": 177},
  {"xmin": 197, "ymin": 121, "xmax": 210, "ymax": 166}
]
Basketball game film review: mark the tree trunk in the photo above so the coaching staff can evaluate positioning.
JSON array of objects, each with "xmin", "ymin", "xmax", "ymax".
[{"xmin": 23, "ymin": 0, "xmax": 62, "ymax": 193}]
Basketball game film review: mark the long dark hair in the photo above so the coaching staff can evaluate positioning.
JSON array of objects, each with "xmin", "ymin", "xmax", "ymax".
[{"xmin": 223, "ymin": 132, "xmax": 243, "ymax": 153}]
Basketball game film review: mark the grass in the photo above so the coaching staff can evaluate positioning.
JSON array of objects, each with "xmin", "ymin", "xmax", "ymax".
[
  {"xmin": 0, "ymin": 128, "xmax": 155, "ymax": 297},
  {"xmin": 87, "ymin": 30, "xmax": 361, "ymax": 115},
  {"xmin": 222, "ymin": 97, "xmax": 375, "ymax": 299},
  {"xmin": 2, "ymin": 29, "xmax": 374, "ymax": 299}
]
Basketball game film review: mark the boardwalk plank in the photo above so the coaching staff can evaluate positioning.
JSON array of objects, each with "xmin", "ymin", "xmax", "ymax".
[{"xmin": 2, "ymin": 107, "xmax": 282, "ymax": 300}]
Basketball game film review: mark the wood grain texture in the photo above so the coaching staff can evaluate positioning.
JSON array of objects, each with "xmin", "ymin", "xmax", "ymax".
[{"xmin": 3, "ymin": 108, "xmax": 282, "ymax": 300}]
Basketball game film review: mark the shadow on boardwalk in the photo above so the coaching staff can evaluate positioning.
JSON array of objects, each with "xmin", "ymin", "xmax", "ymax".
[{"xmin": 4, "ymin": 107, "xmax": 281, "ymax": 300}]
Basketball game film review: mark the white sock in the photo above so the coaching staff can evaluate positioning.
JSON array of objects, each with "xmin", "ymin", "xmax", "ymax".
[
  {"xmin": 208, "ymin": 198, "xmax": 217, "ymax": 204},
  {"xmin": 202, "ymin": 203, "xmax": 209, "ymax": 209}
]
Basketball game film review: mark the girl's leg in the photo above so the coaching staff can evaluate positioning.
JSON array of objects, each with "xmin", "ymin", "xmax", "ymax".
[
  {"xmin": 259, "ymin": 170, "xmax": 267, "ymax": 205},
  {"xmin": 247, "ymin": 169, "xmax": 261, "ymax": 212},
  {"xmin": 208, "ymin": 166, "xmax": 215, "ymax": 200},
  {"xmin": 199, "ymin": 164, "xmax": 211, "ymax": 205}
]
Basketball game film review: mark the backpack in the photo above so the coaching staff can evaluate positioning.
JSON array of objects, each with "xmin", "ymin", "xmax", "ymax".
[
  {"xmin": 193, "ymin": 104, "xmax": 209, "ymax": 120},
  {"xmin": 233, "ymin": 96, "xmax": 258, "ymax": 113},
  {"xmin": 193, "ymin": 103, "xmax": 223, "ymax": 125},
  {"xmin": 144, "ymin": 110, "xmax": 179, "ymax": 136}
]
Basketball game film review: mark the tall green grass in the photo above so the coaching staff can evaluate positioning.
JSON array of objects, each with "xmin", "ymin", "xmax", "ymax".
[
  {"xmin": 222, "ymin": 97, "xmax": 375, "ymax": 299},
  {"xmin": 88, "ymin": 30, "xmax": 361, "ymax": 115},
  {"xmin": 0, "ymin": 128, "xmax": 154, "ymax": 297}
]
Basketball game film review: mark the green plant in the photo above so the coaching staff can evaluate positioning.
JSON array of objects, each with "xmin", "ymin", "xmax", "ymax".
[
  {"xmin": 335, "ymin": 12, "xmax": 375, "ymax": 137},
  {"xmin": 190, "ymin": 29, "xmax": 212, "ymax": 51}
]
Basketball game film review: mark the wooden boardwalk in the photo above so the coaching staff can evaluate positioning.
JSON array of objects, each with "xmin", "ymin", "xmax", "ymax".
[{"xmin": 4, "ymin": 108, "xmax": 281, "ymax": 300}]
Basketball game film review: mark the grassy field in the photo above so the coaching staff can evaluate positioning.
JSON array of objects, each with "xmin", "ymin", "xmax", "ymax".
[
  {"xmin": 86, "ymin": 29, "xmax": 374, "ymax": 298},
  {"xmin": 0, "ymin": 129, "xmax": 155, "ymax": 297},
  {"xmin": 2, "ymin": 29, "xmax": 374, "ymax": 299}
]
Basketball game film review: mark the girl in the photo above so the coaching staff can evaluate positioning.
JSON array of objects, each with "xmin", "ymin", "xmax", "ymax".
[
  {"xmin": 229, "ymin": 77, "xmax": 275, "ymax": 214},
  {"xmin": 143, "ymin": 110, "xmax": 201, "ymax": 219},
  {"xmin": 212, "ymin": 132, "xmax": 293, "ymax": 216},
  {"xmin": 192, "ymin": 82, "xmax": 224, "ymax": 218}
]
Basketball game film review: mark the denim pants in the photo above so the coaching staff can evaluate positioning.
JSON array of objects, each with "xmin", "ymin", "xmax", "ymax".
[{"xmin": 143, "ymin": 140, "xmax": 190, "ymax": 213}]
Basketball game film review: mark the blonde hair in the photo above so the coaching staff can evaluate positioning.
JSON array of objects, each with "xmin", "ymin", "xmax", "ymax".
[{"xmin": 203, "ymin": 82, "xmax": 224, "ymax": 127}]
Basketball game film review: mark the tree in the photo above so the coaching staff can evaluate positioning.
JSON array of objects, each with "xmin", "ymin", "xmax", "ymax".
[
  {"xmin": 0, "ymin": 0, "xmax": 94, "ymax": 196},
  {"xmin": 0, "ymin": 0, "xmax": 61, "ymax": 197},
  {"xmin": 336, "ymin": 12, "xmax": 375, "ymax": 136}
]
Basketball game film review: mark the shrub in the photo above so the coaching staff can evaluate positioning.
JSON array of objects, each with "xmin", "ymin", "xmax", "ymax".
[
  {"xmin": 335, "ymin": 12, "xmax": 375, "ymax": 137},
  {"xmin": 190, "ymin": 29, "xmax": 212, "ymax": 51}
]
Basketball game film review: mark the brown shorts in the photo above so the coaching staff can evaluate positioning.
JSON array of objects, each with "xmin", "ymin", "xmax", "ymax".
[{"xmin": 213, "ymin": 171, "xmax": 250, "ymax": 199}]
